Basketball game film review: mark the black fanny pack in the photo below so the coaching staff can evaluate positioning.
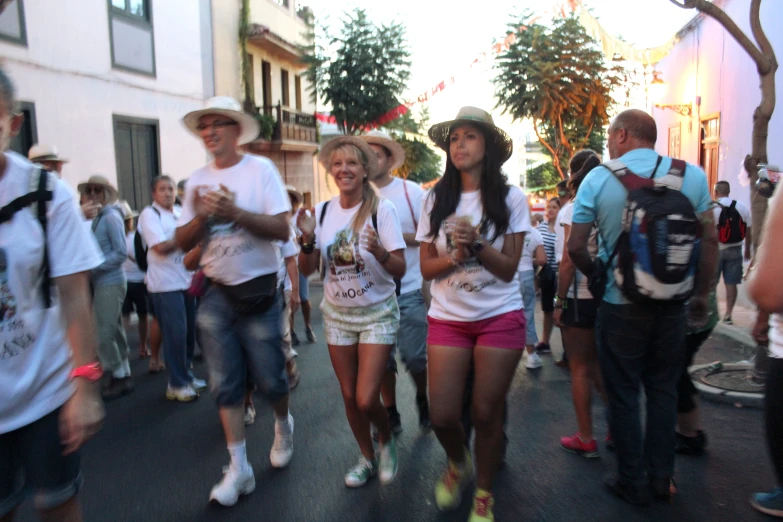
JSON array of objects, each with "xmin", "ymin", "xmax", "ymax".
[{"xmin": 215, "ymin": 273, "xmax": 278, "ymax": 316}]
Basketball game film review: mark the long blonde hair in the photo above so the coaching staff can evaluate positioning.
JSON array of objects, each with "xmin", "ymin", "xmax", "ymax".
[{"xmin": 330, "ymin": 144, "xmax": 379, "ymax": 236}]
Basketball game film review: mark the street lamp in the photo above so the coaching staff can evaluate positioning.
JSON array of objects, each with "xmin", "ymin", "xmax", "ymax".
[{"xmin": 651, "ymin": 72, "xmax": 693, "ymax": 117}]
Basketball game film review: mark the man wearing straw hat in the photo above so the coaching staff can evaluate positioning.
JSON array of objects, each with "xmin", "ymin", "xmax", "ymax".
[
  {"xmin": 361, "ymin": 130, "xmax": 430, "ymax": 433},
  {"xmin": 78, "ymin": 175, "xmax": 133, "ymax": 401},
  {"xmin": 176, "ymin": 96, "xmax": 294, "ymax": 507},
  {"xmin": 28, "ymin": 144, "xmax": 68, "ymax": 178}
]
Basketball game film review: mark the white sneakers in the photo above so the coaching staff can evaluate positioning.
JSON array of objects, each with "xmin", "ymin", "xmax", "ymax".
[
  {"xmin": 526, "ymin": 353, "xmax": 543, "ymax": 369},
  {"xmin": 209, "ymin": 465, "xmax": 255, "ymax": 507},
  {"xmin": 191, "ymin": 377, "xmax": 208, "ymax": 392},
  {"xmin": 166, "ymin": 385, "xmax": 198, "ymax": 402},
  {"xmin": 270, "ymin": 414, "xmax": 294, "ymax": 468},
  {"xmin": 244, "ymin": 404, "xmax": 256, "ymax": 426}
]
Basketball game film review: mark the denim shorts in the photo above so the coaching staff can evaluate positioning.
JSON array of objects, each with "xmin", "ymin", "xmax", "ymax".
[
  {"xmin": 0, "ymin": 407, "xmax": 83, "ymax": 517},
  {"xmin": 718, "ymin": 245, "xmax": 744, "ymax": 285},
  {"xmin": 196, "ymin": 286, "xmax": 289, "ymax": 406},
  {"xmin": 519, "ymin": 271, "xmax": 538, "ymax": 345},
  {"xmin": 386, "ymin": 289, "xmax": 428, "ymax": 374},
  {"xmin": 321, "ymin": 294, "xmax": 400, "ymax": 346}
]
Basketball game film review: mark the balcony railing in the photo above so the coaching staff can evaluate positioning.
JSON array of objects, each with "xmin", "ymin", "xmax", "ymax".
[{"xmin": 259, "ymin": 102, "xmax": 318, "ymax": 144}]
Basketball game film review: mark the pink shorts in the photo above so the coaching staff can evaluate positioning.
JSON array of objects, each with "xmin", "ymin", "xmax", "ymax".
[{"xmin": 426, "ymin": 309, "xmax": 527, "ymax": 350}]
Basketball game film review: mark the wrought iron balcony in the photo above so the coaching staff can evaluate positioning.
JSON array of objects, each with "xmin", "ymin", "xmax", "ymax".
[{"xmin": 259, "ymin": 102, "xmax": 318, "ymax": 144}]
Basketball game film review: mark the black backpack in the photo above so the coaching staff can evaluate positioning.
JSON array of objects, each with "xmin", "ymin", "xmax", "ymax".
[
  {"xmin": 318, "ymin": 200, "xmax": 400, "ymax": 295},
  {"xmin": 717, "ymin": 200, "xmax": 747, "ymax": 244},
  {"xmin": 604, "ymin": 156, "xmax": 701, "ymax": 304},
  {"xmin": 0, "ymin": 166, "xmax": 54, "ymax": 307},
  {"xmin": 133, "ymin": 206, "xmax": 160, "ymax": 272}
]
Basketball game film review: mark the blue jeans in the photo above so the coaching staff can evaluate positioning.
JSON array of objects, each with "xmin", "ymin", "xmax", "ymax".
[
  {"xmin": 197, "ymin": 286, "xmax": 288, "ymax": 406},
  {"xmin": 519, "ymin": 271, "xmax": 538, "ymax": 346},
  {"xmin": 596, "ymin": 301, "xmax": 687, "ymax": 487},
  {"xmin": 386, "ymin": 290, "xmax": 428, "ymax": 374},
  {"xmin": 149, "ymin": 291, "xmax": 196, "ymax": 388}
]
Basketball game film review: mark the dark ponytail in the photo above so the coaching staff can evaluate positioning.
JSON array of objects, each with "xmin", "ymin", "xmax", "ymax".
[{"xmin": 568, "ymin": 149, "xmax": 601, "ymax": 195}]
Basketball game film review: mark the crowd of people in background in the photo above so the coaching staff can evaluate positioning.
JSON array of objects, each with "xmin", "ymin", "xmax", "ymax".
[{"xmin": 2, "ymin": 60, "xmax": 783, "ymax": 522}]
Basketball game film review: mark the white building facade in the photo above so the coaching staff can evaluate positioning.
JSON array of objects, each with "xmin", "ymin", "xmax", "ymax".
[
  {"xmin": 651, "ymin": 0, "xmax": 783, "ymax": 207},
  {"xmin": 0, "ymin": 0, "xmax": 213, "ymax": 211}
]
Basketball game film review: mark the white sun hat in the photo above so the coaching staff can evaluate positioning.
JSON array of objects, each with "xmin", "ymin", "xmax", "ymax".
[{"xmin": 182, "ymin": 96, "xmax": 261, "ymax": 146}]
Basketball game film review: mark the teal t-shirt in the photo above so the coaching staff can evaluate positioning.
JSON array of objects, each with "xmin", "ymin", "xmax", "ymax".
[{"xmin": 572, "ymin": 148, "xmax": 712, "ymax": 305}]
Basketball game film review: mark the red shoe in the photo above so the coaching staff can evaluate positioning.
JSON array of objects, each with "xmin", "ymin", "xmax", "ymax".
[{"xmin": 560, "ymin": 433, "xmax": 600, "ymax": 458}]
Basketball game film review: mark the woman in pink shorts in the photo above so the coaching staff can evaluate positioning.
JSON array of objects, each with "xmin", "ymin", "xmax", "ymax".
[{"xmin": 416, "ymin": 107, "xmax": 532, "ymax": 521}]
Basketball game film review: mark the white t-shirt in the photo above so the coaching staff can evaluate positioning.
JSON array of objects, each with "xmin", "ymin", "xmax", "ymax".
[
  {"xmin": 558, "ymin": 203, "xmax": 598, "ymax": 299},
  {"xmin": 373, "ymin": 178, "xmax": 423, "ymax": 295},
  {"xmin": 0, "ymin": 152, "xmax": 103, "ymax": 434},
  {"xmin": 178, "ymin": 154, "xmax": 292, "ymax": 285},
  {"xmin": 519, "ymin": 228, "xmax": 543, "ymax": 273},
  {"xmin": 770, "ymin": 313, "xmax": 783, "ymax": 359},
  {"xmin": 123, "ymin": 231, "xmax": 145, "ymax": 283},
  {"xmin": 140, "ymin": 203, "xmax": 191, "ymax": 293},
  {"xmin": 555, "ymin": 201, "xmax": 570, "ymax": 263},
  {"xmin": 315, "ymin": 198, "xmax": 405, "ymax": 308},
  {"xmin": 713, "ymin": 196, "xmax": 752, "ymax": 249},
  {"xmin": 416, "ymin": 186, "xmax": 532, "ymax": 321},
  {"xmin": 276, "ymin": 228, "xmax": 299, "ymax": 293}
]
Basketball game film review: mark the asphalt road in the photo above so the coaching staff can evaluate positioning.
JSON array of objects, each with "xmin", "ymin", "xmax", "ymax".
[{"xmin": 17, "ymin": 285, "xmax": 776, "ymax": 522}]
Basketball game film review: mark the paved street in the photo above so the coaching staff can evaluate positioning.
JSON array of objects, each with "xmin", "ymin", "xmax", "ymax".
[{"xmin": 18, "ymin": 285, "xmax": 776, "ymax": 522}]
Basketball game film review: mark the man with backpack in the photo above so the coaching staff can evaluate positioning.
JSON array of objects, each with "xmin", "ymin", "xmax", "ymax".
[
  {"xmin": 713, "ymin": 181, "xmax": 752, "ymax": 324},
  {"xmin": 78, "ymin": 175, "xmax": 133, "ymax": 401},
  {"xmin": 568, "ymin": 109, "xmax": 718, "ymax": 506},
  {"xmin": 0, "ymin": 67, "xmax": 105, "ymax": 522}
]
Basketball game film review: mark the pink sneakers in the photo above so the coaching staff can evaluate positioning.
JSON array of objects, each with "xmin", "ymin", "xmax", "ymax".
[{"xmin": 560, "ymin": 433, "xmax": 600, "ymax": 458}]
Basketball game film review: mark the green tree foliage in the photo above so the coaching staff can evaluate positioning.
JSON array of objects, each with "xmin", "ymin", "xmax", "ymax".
[
  {"xmin": 300, "ymin": 9, "xmax": 411, "ymax": 135},
  {"xmin": 526, "ymin": 162, "xmax": 561, "ymax": 190},
  {"xmin": 494, "ymin": 12, "xmax": 623, "ymax": 178}
]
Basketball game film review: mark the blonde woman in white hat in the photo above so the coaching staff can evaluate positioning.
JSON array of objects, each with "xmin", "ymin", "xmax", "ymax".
[
  {"xmin": 297, "ymin": 136, "xmax": 406, "ymax": 488},
  {"xmin": 176, "ymin": 96, "xmax": 295, "ymax": 507},
  {"xmin": 78, "ymin": 175, "xmax": 134, "ymax": 401},
  {"xmin": 361, "ymin": 130, "xmax": 431, "ymax": 434},
  {"xmin": 416, "ymin": 107, "xmax": 532, "ymax": 522}
]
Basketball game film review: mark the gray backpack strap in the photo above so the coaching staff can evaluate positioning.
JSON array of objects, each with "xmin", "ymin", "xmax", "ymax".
[
  {"xmin": 603, "ymin": 159, "xmax": 630, "ymax": 177},
  {"xmin": 655, "ymin": 158, "xmax": 686, "ymax": 192}
]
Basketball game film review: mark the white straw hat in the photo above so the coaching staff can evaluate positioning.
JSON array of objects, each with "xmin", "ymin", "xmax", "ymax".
[
  {"xmin": 28, "ymin": 144, "xmax": 69, "ymax": 163},
  {"xmin": 182, "ymin": 96, "xmax": 260, "ymax": 146}
]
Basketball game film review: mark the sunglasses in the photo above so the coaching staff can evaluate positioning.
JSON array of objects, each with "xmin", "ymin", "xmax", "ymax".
[
  {"xmin": 84, "ymin": 185, "xmax": 104, "ymax": 195},
  {"xmin": 196, "ymin": 120, "xmax": 238, "ymax": 132}
]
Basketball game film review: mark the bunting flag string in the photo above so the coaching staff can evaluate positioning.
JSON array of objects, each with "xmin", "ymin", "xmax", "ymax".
[{"xmin": 316, "ymin": 0, "xmax": 680, "ymax": 128}]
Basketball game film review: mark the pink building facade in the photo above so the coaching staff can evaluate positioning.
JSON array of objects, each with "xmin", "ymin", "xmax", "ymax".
[{"xmin": 651, "ymin": 0, "xmax": 782, "ymax": 208}]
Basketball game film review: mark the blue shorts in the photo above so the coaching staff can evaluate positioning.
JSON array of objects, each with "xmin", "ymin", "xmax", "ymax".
[
  {"xmin": 197, "ymin": 286, "xmax": 289, "ymax": 406},
  {"xmin": 0, "ymin": 407, "xmax": 83, "ymax": 517},
  {"xmin": 386, "ymin": 289, "xmax": 428, "ymax": 374},
  {"xmin": 717, "ymin": 246, "xmax": 743, "ymax": 285}
]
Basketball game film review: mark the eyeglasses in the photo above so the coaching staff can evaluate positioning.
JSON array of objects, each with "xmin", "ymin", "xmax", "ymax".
[
  {"xmin": 84, "ymin": 185, "xmax": 104, "ymax": 195},
  {"xmin": 196, "ymin": 120, "xmax": 239, "ymax": 132}
]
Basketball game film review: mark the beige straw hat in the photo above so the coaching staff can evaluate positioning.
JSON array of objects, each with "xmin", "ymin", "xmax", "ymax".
[
  {"xmin": 428, "ymin": 106, "xmax": 513, "ymax": 164},
  {"xmin": 77, "ymin": 175, "xmax": 119, "ymax": 204},
  {"xmin": 359, "ymin": 130, "xmax": 406, "ymax": 172},
  {"xmin": 318, "ymin": 136, "xmax": 380, "ymax": 179},
  {"xmin": 182, "ymin": 96, "xmax": 260, "ymax": 146}
]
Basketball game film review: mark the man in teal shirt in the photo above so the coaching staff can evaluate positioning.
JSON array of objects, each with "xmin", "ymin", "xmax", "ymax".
[{"xmin": 568, "ymin": 109, "xmax": 718, "ymax": 506}]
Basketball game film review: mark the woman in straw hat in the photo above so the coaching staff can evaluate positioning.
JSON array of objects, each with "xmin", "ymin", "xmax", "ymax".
[
  {"xmin": 416, "ymin": 107, "xmax": 532, "ymax": 521},
  {"xmin": 297, "ymin": 136, "xmax": 406, "ymax": 488},
  {"xmin": 78, "ymin": 175, "xmax": 134, "ymax": 401}
]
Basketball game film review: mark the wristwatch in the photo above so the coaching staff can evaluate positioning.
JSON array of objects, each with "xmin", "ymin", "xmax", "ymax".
[
  {"xmin": 70, "ymin": 362, "xmax": 104, "ymax": 382},
  {"xmin": 469, "ymin": 237, "xmax": 485, "ymax": 255},
  {"xmin": 554, "ymin": 295, "xmax": 568, "ymax": 310}
]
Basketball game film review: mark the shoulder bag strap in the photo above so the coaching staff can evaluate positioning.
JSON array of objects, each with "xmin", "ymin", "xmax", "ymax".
[{"xmin": 402, "ymin": 181, "xmax": 418, "ymax": 229}]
